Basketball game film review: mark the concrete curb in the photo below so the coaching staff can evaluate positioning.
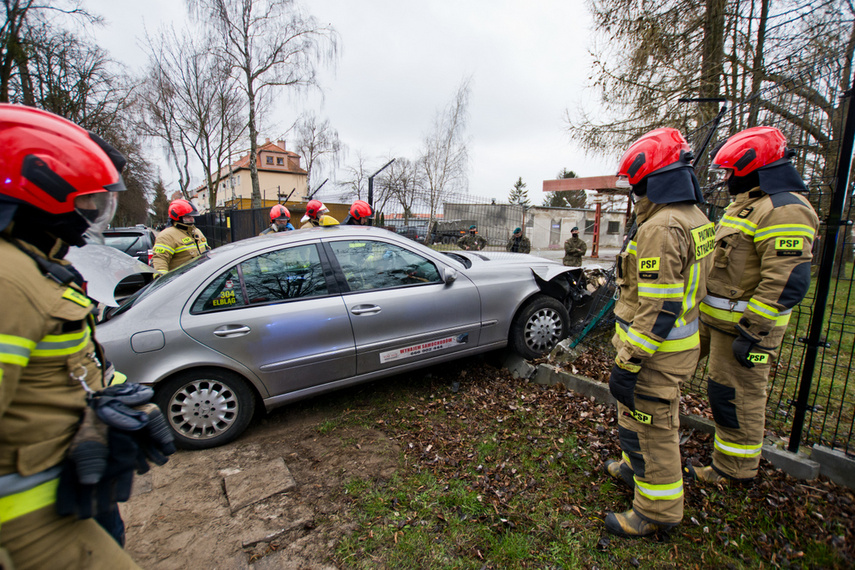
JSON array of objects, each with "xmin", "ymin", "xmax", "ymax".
[{"xmin": 530, "ymin": 363, "xmax": 849, "ymax": 488}]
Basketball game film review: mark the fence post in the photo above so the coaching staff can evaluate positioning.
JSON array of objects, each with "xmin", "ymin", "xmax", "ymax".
[{"xmin": 788, "ymin": 89, "xmax": 855, "ymax": 453}]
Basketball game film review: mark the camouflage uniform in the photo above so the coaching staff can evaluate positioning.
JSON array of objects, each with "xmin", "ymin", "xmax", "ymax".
[
  {"xmin": 505, "ymin": 235, "xmax": 531, "ymax": 254},
  {"xmin": 563, "ymin": 236, "xmax": 587, "ymax": 266},
  {"xmin": 457, "ymin": 232, "xmax": 487, "ymax": 251}
]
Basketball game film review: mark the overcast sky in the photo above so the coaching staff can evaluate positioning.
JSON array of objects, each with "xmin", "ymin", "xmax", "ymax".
[{"xmin": 86, "ymin": 0, "xmax": 615, "ymax": 203}]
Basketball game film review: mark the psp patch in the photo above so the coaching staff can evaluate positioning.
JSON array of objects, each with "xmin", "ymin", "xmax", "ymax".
[
  {"xmin": 775, "ymin": 237, "xmax": 803, "ymax": 257},
  {"xmin": 746, "ymin": 352, "xmax": 770, "ymax": 365}
]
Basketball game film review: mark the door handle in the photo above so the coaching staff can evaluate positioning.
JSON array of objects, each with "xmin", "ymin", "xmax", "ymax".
[
  {"xmin": 213, "ymin": 325, "xmax": 251, "ymax": 337},
  {"xmin": 350, "ymin": 305, "xmax": 381, "ymax": 315}
]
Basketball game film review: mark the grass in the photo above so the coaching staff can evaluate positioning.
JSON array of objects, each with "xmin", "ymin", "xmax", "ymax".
[{"xmin": 315, "ymin": 359, "xmax": 855, "ymax": 569}]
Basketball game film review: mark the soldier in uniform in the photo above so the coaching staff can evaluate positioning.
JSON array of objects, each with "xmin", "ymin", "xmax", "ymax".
[
  {"xmin": 152, "ymin": 199, "xmax": 209, "ymax": 276},
  {"xmin": 505, "ymin": 227, "xmax": 531, "ymax": 253},
  {"xmin": 602, "ymin": 128, "xmax": 714, "ymax": 538},
  {"xmin": 259, "ymin": 204, "xmax": 294, "ymax": 235},
  {"xmin": 687, "ymin": 127, "xmax": 819, "ymax": 485},
  {"xmin": 0, "ymin": 104, "xmax": 173, "ymax": 568},
  {"xmin": 300, "ymin": 199, "xmax": 339, "ymax": 228},
  {"xmin": 563, "ymin": 227, "xmax": 587, "ymax": 266},
  {"xmin": 457, "ymin": 224, "xmax": 487, "ymax": 251}
]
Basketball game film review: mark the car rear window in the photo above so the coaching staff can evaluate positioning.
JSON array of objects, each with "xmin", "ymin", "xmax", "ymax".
[{"xmin": 103, "ymin": 233, "xmax": 147, "ymax": 252}]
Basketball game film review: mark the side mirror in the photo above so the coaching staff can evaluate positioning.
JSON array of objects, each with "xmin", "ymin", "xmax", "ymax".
[{"xmin": 442, "ymin": 267, "xmax": 458, "ymax": 283}]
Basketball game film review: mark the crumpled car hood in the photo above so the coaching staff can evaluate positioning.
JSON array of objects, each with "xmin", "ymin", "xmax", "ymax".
[{"xmin": 66, "ymin": 244, "xmax": 155, "ymax": 307}]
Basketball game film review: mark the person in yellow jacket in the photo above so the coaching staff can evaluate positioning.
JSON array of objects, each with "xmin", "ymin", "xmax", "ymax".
[
  {"xmin": 152, "ymin": 199, "xmax": 209, "ymax": 275},
  {"xmin": 687, "ymin": 127, "xmax": 819, "ymax": 485},
  {"xmin": 0, "ymin": 104, "xmax": 152, "ymax": 568},
  {"xmin": 300, "ymin": 199, "xmax": 339, "ymax": 228},
  {"xmin": 602, "ymin": 128, "xmax": 714, "ymax": 538}
]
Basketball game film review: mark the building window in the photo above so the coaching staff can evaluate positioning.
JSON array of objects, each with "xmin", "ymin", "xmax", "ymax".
[
  {"xmin": 266, "ymin": 155, "xmax": 273, "ymax": 164},
  {"xmin": 607, "ymin": 221, "xmax": 621, "ymax": 234},
  {"xmin": 584, "ymin": 219, "xmax": 596, "ymax": 234},
  {"xmin": 276, "ymin": 157, "xmax": 284, "ymax": 166}
]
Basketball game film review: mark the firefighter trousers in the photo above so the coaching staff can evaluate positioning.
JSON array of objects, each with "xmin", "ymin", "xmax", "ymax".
[
  {"xmin": 700, "ymin": 324, "xmax": 774, "ymax": 480},
  {"xmin": 616, "ymin": 367, "xmax": 686, "ymax": 526},
  {"xmin": 1, "ymin": 504, "xmax": 140, "ymax": 570}
]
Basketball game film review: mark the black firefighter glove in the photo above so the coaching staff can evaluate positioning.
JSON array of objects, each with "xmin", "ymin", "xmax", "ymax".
[
  {"xmin": 732, "ymin": 322, "xmax": 761, "ymax": 369},
  {"xmin": 609, "ymin": 357, "xmax": 642, "ymax": 410}
]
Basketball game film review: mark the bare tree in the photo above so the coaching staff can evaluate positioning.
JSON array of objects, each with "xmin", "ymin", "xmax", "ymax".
[
  {"xmin": 292, "ymin": 111, "xmax": 342, "ymax": 191},
  {"xmin": 338, "ymin": 150, "xmax": 369, "ymax": 202},
  {"xmin": 418, "ymin": 78, "xmax": 471, "ymax": 222},
  {"xmin": 139, "ymin": 27, "xmax": 246, "ymax": 209},
  {"xmin": 379, "ymin": 158, "xmax": 421, "ymax": 224},
  {"xmin": 195, "ymin": 0, "xmax": 339, "ymax": 207}
]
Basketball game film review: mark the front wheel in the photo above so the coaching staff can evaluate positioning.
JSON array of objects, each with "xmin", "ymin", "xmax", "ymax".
[
  {"xmin": 154, "ymin": 369, "xmax": 256, "ymax": 450},
  {"xmin": 510, "ymin": 295, "xmax": 570, "ymax": 360}
]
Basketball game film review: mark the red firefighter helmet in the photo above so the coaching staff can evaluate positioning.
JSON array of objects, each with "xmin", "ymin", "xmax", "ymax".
[
  {"xmin": 270, "ymin": 204, "xmax": 291, "ymax": 222},
  {"xmin": 168, "ymin": 199, "xmax": 199, "ymax": 221},
  {"xmin": 712, "ymin": 126, "xmax": 788, "ymax": 177},
  {"xmin": 349, "ymin": 200, "xmax": 374, "ymax": 220},
  {"xmin": 616, "ymin": 128, "xmax": 693, "ymax": 186},
  {"xmin": 0, "ymin": 103, "xmax": 126, "ymax": 237},
  {"xmin": 305, "ymin": 199, "xmax": 328, "ymax": 219}
]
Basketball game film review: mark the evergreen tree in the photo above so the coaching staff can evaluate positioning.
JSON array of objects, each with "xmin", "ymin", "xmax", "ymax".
[
  {"xmin": 508, "ymin": 177, "xmax": 531, "ymax": 207},
  {"xmin": 542, "ymin": 169, "xmax": 587, "ymax": 208},
  {"xmin": 152, "ymin": 178, "xmax": 170, "ymax": 227}
]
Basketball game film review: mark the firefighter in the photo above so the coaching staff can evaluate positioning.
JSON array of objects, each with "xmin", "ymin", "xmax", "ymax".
[
  {"xmin": 0, "ymin": 104, "xmax": 173, "ymax": 568},
  {"xmin": 343, "ymin": 199, "xmax": 374, "ymax": 225},
  {"xmin": 152, "ymin": 199, "xmax": 209, "ymax": 275},
  {"xmin": 260, "ymin": 204, "xmax": 294, "ymax": 235},
  {"xmin": 457, "ymin": 224, "xmax": 487, "ymax": 250},
  {"xmin": 300, "ymin": 199, "xmax": 339, "ymax": 228},
  {"xmin": 687, "ymin": 127, "xmax": 818, "ymax": 485},
  {"xmin": 506, "ymin": 227, "xmax": 531, "ymax": 253},
  {"xmin": 602, "ymin": 127, "xmax": 714, "ymax": 538},
  {"xmin": 563, "ymin": 227, "xmax": 587, "ymax": 266}
]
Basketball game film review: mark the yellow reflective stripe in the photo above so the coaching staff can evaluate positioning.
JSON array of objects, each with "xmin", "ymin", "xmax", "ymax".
[
  {"xmin": 626, "ymin": 241, "xmax": 637, "ymax": 255},
  {"xmin": 676, "ymin": 262, "xmax": 701, "ymax": 327},
  {"xmin": 173, "ymin": 245, "xmax": 200, "ymax": 253},
  {"xmin": 638, "ymin": 283, "xmax": 684, "ymax": 299},
  {"xmin": 720, "ymin": 215, "xmax": 757, "ymax": 236},
  {"xmin": 0, "ymin": 478, "xmax": 58, "ymax": 522},
  {"xmin": 634, "ymin": 477, "xmax": 683, "ymax": 501},
  {"xmin": 700, "ymin": 302, "xmax": 791, "ymax": 327},
  {"xmin": 625, "ymin": 326, "xmax": 661, "ymax": 354},
  {"xmin": 714, "ymin": 434, "xmax": 762, "ymax": 458},
  {"xmin": 32, "ymin": 328, "xmax": 90, "ymax": 357},
  {"xmin": 747, "ymin": 298, "xmax": 780, "ymax": 319},
  {"xmin": 110, "ymin": 371, "xmax": 128, "ymax": 385},
  {"xmin": 616, "ymin": 323, "xmax": 699, "ymax": 353},
  {"xmin": 153, "ymin": 244, "xmax": 175, "ymax": 254},
  {"xmin": 621, "ymin": 451, "xmax": 632, "ymax": 465},
  {"xmin": 61, "ymin": 288, "xmax": 91, "ymax": 308},
  {"xmin": 0, "ymin": 334, "xmax": 36, "ymax": 367},
  {"xmin": 754, "ymin": 224, "xmax": 815, "ymax": 243}
]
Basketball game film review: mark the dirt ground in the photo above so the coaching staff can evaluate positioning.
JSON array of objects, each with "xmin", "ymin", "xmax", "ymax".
[{"xmin": 122, "ymin": 402, "xmax": 400, "ymax": 569}]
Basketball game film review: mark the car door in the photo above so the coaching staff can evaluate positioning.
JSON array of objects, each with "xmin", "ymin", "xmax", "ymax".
[
  {"xmin": 324, "ymin": 238, "xmax": 481, "ymax": 375},
  {"xmin": 180, "ymin": 242, "xmax": 356, "ymax": 397}
]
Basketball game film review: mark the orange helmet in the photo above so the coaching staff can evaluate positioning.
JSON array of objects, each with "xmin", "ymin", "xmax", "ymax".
[
  {"xmin": 712, "ymin": 126, "xmax": 788, "ymax": 177},
  {"xmin": 349, "ymin": 200, "xmax": 373, "ymax": 220},
  {"xmin": 168, "ymin": 199, "xmax": 198, "ymax": 221},
  {"xmin": 0, "ymin": 103, "xmax": 126, "ymax": 243},
  {"xmin": 301, "ymin": 199, "xmax": 328, "ymax": 223},
  {"xmin": 270, "ymin": 204, "xmax": 291, "ymax": 222}
]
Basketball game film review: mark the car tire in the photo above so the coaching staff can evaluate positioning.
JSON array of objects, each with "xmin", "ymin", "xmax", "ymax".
[
  {"xmin": 510, "ymin": 295, "xmax": 570, "ymax": 360},
  {"xmin": 154, "ymin": 369, "xmax": 256, "ymax": 450}
]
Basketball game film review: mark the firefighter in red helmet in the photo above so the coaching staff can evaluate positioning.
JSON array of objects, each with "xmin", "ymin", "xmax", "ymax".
[
  {"xmin": 152, "ymin": 198, "xmax": 209, "ymax": 275},
  {"xmin": 343, "ymin": 199, "xmax": 374, "ymax": 225},
  {"xmin": 300, "ymin": 199, "xmax": 339, "ymax": 228},
  {"xmin": 260, "ymin": 204, "xmax": 294, "ymax": 235},
  {"xmin": 0, "ymin": 103, "xmax": 173, "ymax": 568},
  {"xmin": 601, "ymin": 127, "xmax": 714, "ymax": 538},
  {"xmin": 687, "ymin": 127, "xmax": 818, "ymax": 486}
]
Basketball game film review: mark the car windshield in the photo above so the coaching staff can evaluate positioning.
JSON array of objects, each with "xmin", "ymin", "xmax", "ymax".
[
  {"xmin": 440, "ymin": 251, "xmax": 471, "ymax": 269},
  {"xmin": 100, "ymin": 252, "xmax": 211, "ymax": 321},
  {"xmin": 103, "ymin": 234, "xmax": 145, "ymax": 251}
]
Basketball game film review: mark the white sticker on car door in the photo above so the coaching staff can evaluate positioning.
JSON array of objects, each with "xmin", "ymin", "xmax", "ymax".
[{"xmin": 379, "ymin": 333, "xmax": 469, "ymax": 363}]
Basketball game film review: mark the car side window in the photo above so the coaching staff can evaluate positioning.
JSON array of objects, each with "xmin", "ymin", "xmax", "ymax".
[
  {"xmin": 191, "ymin": 244, "xmax": 327, "ymax": 312},
  {"xmin": 329, "ymin": 240, "xmax": 442, "ymax": 291},
  {"xmin": 241, "ymin": 244, "xmax": 328, "ymax": 304}
]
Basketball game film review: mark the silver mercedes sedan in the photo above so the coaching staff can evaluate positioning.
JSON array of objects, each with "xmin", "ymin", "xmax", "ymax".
[{"xmin": 97, "ymin": 225, "xmax": 586, "ymax": 449}]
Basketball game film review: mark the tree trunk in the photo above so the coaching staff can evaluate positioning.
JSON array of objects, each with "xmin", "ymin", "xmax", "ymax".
[
  {"xmin": 700, "ymin": 0, "xmax": 726, "ymax": 124},
  {"xmin": 747, "ymin": 0, "xmax": 769, "ymax": 127},
  {"xmin": 247, "ymin": 77, "xmax": 261, "ymax": 208}
]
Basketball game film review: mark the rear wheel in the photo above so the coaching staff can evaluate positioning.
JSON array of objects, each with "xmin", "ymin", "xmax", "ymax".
[
  {"xmin": 154, "ymin": 369, "xmax": 256, "ymax": 450},
  {"xmin": 510, "ymin": 295, "xmax": 569, "ymax": 360}
]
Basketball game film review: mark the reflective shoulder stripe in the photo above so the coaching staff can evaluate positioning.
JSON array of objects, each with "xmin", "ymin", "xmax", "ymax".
[
  {"xmin": 0, "ymin": 478, "xmax": 58, "ymax": 522},
  {"xmin": 626, "ymin": 241, "xmax": 637, "ymax": 255},
  {"xmin": 61, "ymin": 288, "xmax": 91, "ymax": 308},
  {"xmin": 720, "ymin": 215, "xmax": 757, "ymax": 236},
  {"xmin": 638, "ymin": 283, "xmax": 684, "ymax": 299},
  {"xmin": 714, "ymin": 434, "xmax": 762, "ymax": 458},
  {"xmin": 635, "ymin": 477, "xmax": 683, "ymax": 501},
  {"xmin": 32, "ymin": 328, "xmax": 90, "ymax": 358},
  {"xmin": 754, "ymin": 224, "xmax": 815, "ymax": 243},
  {"xmin": 154, "ymin": 244, "xmax": 175, "ymax": 254},
  {"xmin": 0, "ymin": 334, "xmax": 36, "ymax": 367}
]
